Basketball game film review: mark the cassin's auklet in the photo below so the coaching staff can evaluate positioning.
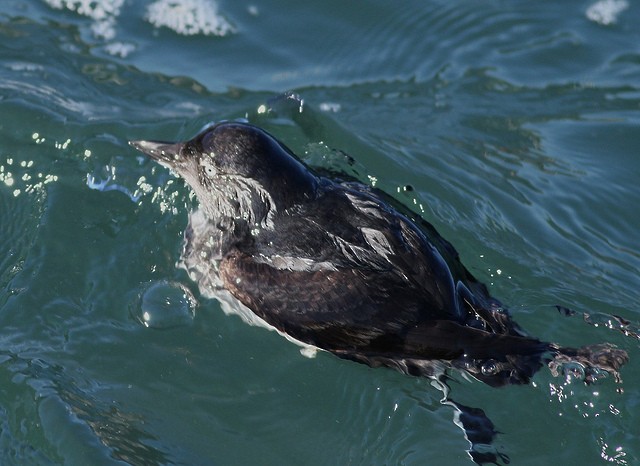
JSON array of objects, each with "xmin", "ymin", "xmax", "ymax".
[{"xmin": 130, "ymin": 121, "xmax": 628, "ymax": 387}]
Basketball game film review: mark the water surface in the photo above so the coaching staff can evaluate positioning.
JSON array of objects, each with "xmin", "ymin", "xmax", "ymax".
[{"xmin": 1, "ymin": 0, "xmax": 639, "ymax": 464}]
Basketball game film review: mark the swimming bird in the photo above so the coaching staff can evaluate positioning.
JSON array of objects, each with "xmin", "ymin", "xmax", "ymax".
[{"xmin": 130, "ymin": 121, "xmax": 628, "ymax": 387}]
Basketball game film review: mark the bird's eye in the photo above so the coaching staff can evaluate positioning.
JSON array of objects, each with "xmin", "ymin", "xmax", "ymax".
[{"xmin": 201, "ymin": 160, "xmax": 216, "ymax": 177}]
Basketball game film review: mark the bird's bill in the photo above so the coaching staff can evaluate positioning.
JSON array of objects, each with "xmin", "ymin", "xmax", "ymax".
[{"xmin": 129, "ymin": 140, "xmax": 184, "ymax": 168}]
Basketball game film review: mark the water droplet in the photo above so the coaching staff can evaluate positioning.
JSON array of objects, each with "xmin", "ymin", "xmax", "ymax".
[
  {"xmin": 481, "ymin": 359, "xmax": 498, "ymax": 376},
  {"xmin": 132, "ymin": 280, "xmax": 197, "ymax": 329}
]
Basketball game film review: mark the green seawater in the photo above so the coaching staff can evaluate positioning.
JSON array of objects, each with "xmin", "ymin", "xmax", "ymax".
[{"xmin": 1, "ymin": 1, "xmax": 639, "ymax": 464}]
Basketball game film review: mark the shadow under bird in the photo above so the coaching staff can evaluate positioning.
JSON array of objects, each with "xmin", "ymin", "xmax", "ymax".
[{"xmin": 130, "ymin": 121, "xmax": 627, "ymax": 386}]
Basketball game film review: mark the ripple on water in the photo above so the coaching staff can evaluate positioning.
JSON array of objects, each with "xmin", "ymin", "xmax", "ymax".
[{"xmin": 0, "ymin": 183, "xmax": 46, "ymax": 309}]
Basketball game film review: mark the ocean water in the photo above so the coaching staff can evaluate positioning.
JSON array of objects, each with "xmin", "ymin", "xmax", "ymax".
[{"xmin": 1, "ymin": 0, "xmax": 639, "ymax": 464}]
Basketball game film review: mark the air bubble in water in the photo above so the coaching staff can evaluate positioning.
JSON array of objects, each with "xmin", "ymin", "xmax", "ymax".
[
  {"xmin": 132, "ymin": 280, "xmax": 197, "ymax": 329},
  {"xmin": 481, "ymin": 360, "xmax": 498, "ymax": 376}
]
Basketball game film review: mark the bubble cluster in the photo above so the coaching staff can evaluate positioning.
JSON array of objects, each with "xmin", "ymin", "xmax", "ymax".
[
  {"xmin": 44, "ymin": 0, "xmax": 124, "ymax": 20},
  {"xmin": 145, "ymin": 0, "xmax": 235, "ymax": 37},
  {"xmin": 44, "ymin": 0, "xmax": 127, "ymax": 51},
  {"xmin": 44, "ymin": 0, "xmax": 235, "ymax": 57},
  {"xmin": 585, "ymin": 0, "xmax": 628, "ymax": 26}
]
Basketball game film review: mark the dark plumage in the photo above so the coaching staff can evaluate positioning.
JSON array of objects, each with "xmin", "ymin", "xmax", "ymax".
[{"xmin": 130, "ymin": 121, "xmax": 627, "ymax": 387}]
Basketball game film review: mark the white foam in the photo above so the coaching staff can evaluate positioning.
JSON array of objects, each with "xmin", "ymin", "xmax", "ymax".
[
  {"xmin": 145, "ymin": 0, "xmax": 235, "ymax": 37},
  {"xmin": 44, "ymin": 0, "xmax": 124, "ymax": 21},
  {"xmin": 586, "ymin": 0, "xmax": 629, "ymax": 26},
  {"xmin": 103, "ymin": 42, "xmax": 136, "ymax": 58},
  {"xmin": 44, "ymin": 0, "xmax": 133, "ymax": 56}
]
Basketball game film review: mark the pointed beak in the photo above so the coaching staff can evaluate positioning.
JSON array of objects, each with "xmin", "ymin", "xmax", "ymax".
[{"xmin": 129, "ymin": 140, "xmax": 185, "ymax": 168}]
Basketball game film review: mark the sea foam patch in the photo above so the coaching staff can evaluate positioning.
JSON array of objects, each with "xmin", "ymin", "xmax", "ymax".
[
  {"xmin": 145, "ymin": 0, "xmax": 235, "ymax": 37},
  {"xmin": 43, "ymin": 0, "xmax": 134, "ymax": 56},
  {"xmin": 44, "ymin": 0, "xmax": 124, "ymax": 20},
  {"xmin": 43, "ymin": 0, "xmax": 234, "ymax": 58},
  {"xmin": 586, "ymin": 0, "xmax": 629, "ymax": 26}
]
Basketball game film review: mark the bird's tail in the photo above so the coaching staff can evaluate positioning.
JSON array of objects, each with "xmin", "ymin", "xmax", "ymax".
[{"xmin": 337, "ymin": 320, "xmax": 629, "ymax": 387}]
